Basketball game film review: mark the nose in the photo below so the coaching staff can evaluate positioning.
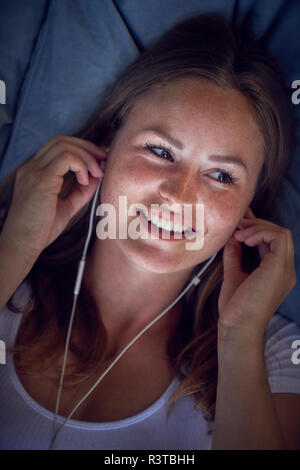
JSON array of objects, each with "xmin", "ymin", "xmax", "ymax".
[
  {"xmin": 158, "ymin": 167, "xmax": 197, "ymax": 207},
  {"xmin": 157, "ymin": 169, "xmax": 204, "ymax": 232}
]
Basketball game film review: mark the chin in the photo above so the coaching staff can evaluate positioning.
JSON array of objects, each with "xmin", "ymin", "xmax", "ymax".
[{"xmin": 120, "ymin": 238, "xmax": 199, "ymax": 275}]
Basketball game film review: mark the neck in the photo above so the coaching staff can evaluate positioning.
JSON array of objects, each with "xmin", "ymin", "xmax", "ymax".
[{"xmin": 83, "ymin": 238, "xmax": 194, "ymax": 344}]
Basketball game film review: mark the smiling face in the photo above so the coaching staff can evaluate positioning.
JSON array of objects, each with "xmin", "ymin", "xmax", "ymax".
[{"xmin": 99, "ymin": 78, "xmax": 265, "ymax": 274}]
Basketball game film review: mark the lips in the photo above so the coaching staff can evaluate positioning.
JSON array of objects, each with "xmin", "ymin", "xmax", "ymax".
[
  {"xmin": 136, "ymin": 208, "xmax": 196, "ymax": 233},
  {"xmin": 138, "ymin": 207, "xmax": 196, "ymax": 233}
]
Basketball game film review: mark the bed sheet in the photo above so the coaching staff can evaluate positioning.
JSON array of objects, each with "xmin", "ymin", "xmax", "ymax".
[{"xmin": 0, "ymin": 0, "xmax": 299, "ymax": 324}]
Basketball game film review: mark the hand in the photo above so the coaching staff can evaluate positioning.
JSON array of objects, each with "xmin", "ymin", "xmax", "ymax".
[
  {"xmin": 1, "ymin": 135, "xmax": 107, "ymax": 261},
  {"xmin": 218, "ymin": 207, "xmax": 297, "ymax": 338}
]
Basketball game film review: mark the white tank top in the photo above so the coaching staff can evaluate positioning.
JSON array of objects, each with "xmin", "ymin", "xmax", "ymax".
[{"xmin": 0, "ymin": 280, "xmax": 300, "ymax": 450}]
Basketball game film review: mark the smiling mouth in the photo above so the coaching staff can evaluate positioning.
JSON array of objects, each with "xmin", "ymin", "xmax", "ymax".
[{"xmin": 137, "ymin": 209, "xmax": 195, "ymax": 235}]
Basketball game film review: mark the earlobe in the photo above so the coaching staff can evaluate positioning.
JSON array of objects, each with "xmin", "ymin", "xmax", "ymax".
[
  {"xmin": 98, "ymin": 145, "xmax": 110, "ymax": 170},
  {"xmin": 242, "ymin": 207, "xmax": 250, "ymax": 219}
]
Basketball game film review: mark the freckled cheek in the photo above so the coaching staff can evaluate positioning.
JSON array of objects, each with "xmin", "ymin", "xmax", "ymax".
[
  {"xmin": 119, "ymin": 160, "xmax": 159, "ymax": 193},
  {"xmin": 100, "ymin": 157, "xmax": 158, "ymax": 205},
  {"xmin": 204, "ymin": 198, "xmax": 242, "ymax": 239}
]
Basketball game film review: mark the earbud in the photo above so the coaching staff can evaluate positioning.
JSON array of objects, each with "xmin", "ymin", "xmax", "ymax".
[{"xmin": 100, "ymin": 147, "xmax": 109, "ymax": 170}]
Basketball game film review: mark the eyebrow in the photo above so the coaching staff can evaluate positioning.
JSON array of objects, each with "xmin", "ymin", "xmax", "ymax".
[
  {"xmin": 139, "ymin": 127, "xmax": 184, "ymax": 150},
  {"xmin": 137, "ymin": 127, "xmax": 248, "ymax": 172},
  {"xmin": 208, "ymin": 154, "xmax": 248, "ymax": 172}
]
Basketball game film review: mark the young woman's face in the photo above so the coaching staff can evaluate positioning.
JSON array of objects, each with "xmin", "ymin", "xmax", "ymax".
[{"xmin": 99, "ymin": 78, "xmax": 265, "ymax": 274}]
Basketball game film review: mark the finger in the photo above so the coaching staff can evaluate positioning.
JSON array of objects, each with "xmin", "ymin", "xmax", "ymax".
[
  {"xmin": 57, "ymin": 175, "xmax": 100, "ymax": 222},
  {"xmin": 237, "ymin": 217, "xmax": 276, "ymax": 230},
  {"xmin": 42, "ymin": 152, "xmax": 101, "ymax": 190},
  {"xmin": 245, "ymin": 229, "xmax": 296, "ymax": 288},
  {"xmin": 241, "ymin": 228, "xmax": 287, "ymax": 260},
  {"xmin": 32, "ymin": 135, "xmax": 107, "ymax": 164},
  {"xmin": 235, "ymin": 226, "xmax": 270, "ymax": 256},
  {"xmin": 243, "ymin": 222, "xmax": 295, "ymax": 266},
  {"xmin": 39, "ymin": 143, "xmax": 105, "ymax": 181},
  {"xmin": 257, "ymin": 241, "xmax": 271, "ymax": 259},
  {"xmin": 235, "ymin": 224, "xmax": 267, "ymax": 240}
]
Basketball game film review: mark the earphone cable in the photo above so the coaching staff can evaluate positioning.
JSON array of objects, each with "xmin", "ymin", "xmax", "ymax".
[
  {"xmin": 50, "ymin": 177, "xmax": 217, "ymax": 449},
  {"xmin": 51, "ymin": 179, "xmax": 102, "ymax": 446},
  {"xmin": 49, "ymin": 250, "xmax": 217, "ymax": 449}
]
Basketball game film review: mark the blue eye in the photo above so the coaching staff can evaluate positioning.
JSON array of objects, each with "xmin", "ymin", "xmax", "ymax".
[{"xmin": 144, "ymin": 142, "xmax": 174, "ymax": 162}]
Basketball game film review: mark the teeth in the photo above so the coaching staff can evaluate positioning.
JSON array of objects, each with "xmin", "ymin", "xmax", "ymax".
[{"xmin": 140, "ymin": 210, "xmax": 191, "ymax": 233}]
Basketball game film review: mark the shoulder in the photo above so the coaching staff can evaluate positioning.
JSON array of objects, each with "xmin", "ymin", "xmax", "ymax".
[
  {"xmin": 263, "ymin": 313, "xmax": 300, "ymax": 449},
  {"xmin": 6, "ymin": 279, "xmax": 33, "ymax": 312},
  {"xmin": 263, "ymin": 312, "xmax": 300, "ymax": 372},
  {"xmin": 263, "ymin": 313, "xmax": 300, "ymax": 390},
  {"xmin": 264, "ymin": 312, "xmax": 300, "ymax": 338},
  {"xmin": 0, "ymin": 279, "xmax": 33, "ymax": 334},
  {"xmin": 12, "ymin": 279, "xmax": 32, "ymax": 307}
]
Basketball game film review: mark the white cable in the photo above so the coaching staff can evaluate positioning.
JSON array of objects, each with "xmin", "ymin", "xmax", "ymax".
[
  {"xmin": 51, "ymin": 293, "xmax": 78, "ymax": 441},
  {"xmin": 49, "ymin": 178, "xmax": 218, "ymax": 449},
  {"xmin": 51, "ymin": 178, "xmax": 102, "ymax": 444}
]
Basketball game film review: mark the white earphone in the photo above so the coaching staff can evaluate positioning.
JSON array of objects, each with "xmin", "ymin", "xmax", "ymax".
[{"xmin": 49, "ymin": 166, "xmax": 219, "ymax": 450}]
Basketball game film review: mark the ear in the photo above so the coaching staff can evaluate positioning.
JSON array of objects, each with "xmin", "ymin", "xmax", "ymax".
[
  {"xmin": 98, "ymin": 144, "xmax": 110, "ymax": 154},
  {"xmin": 243, "ymin": 206, "xmax": 256, "ymax": 220},
  {"xmin": 98, "ymin": 145, "xmax": 110, "ymax": 169}
]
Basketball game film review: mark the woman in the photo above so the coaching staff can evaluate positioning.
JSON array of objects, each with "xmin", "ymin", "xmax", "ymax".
[{"xmin": 0, "ymin": 13, "xmax": 299, "ymax": 450}]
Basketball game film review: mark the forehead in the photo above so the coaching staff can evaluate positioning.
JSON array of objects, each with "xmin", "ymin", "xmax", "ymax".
[{"xmin": 123, "ymin": 78, "xmax": 264, "ymax": 169}]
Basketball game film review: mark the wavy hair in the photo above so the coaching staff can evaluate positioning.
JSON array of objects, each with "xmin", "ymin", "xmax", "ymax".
[{"xmin": 0, "ymin": 13, "xmax": 294, "ymax": 422}]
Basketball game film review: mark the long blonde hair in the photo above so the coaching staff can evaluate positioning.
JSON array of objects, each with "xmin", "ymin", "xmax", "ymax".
[{"xmin": 0, "ymin": 13, "xmax": 294, "ymax": 421}]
